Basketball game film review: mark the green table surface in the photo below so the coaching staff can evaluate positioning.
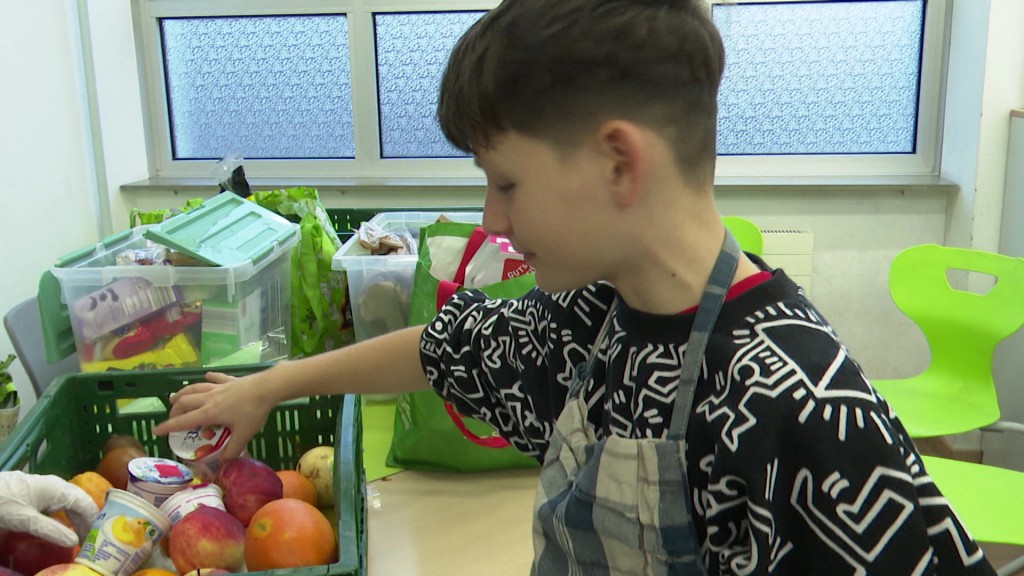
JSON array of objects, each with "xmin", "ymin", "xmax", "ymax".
[{"xmin": 360, "ymin": 398, "xmax": 404, "ymax": 482}]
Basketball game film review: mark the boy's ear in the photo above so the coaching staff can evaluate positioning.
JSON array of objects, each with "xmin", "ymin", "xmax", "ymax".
[{"xmin": 595, "ymin": 120, "xmax": 646, "ymax": 208}]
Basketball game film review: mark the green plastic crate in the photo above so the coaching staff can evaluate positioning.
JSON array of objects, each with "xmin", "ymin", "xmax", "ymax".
[{"xmin": 0, "ymin": 364, "xmax": 366, "ymax": 576}]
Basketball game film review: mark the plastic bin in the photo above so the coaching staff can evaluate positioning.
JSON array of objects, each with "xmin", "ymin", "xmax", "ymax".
[
  {"xmin": 0, "ymin": 365, "xmax": 365, "ymax": 576},
  {"xmin": 50, "ymin": 225, "xmax": 298, "ymax": 372},
  {"xmin": 332, "ymin": 211, "xmax": 482, "ymax": 343}
]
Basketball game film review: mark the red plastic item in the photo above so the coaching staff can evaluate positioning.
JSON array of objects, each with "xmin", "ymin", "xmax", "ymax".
[{"xmin": 111, "ymin": 307, "xmax": 200, "ymax": 359}]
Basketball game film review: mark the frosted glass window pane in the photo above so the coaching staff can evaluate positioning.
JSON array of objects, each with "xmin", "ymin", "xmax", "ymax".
[
  {"xmin": 714, "ymin": 0, "xmax": 923, "ymax": 155},
  {"xmin": 375, "ymin": 12, "xmax": 484, "ymax": 159},
  {"xmin": 161, "ymin": 15, "xmax": 353, "ymax": 160}
]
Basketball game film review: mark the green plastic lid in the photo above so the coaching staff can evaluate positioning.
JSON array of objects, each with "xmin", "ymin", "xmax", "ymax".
[{"xmin": 143, "ymin": 194, "xmax": 298, "ymax": 267}]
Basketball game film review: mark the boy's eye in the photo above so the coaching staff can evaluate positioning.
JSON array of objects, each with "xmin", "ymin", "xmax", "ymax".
[{"xmin": 495, "ymin": 183, "xmax": 516, "ymax": 194}]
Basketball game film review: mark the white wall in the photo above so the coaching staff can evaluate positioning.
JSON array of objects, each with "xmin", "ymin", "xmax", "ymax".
[
  {"xmin": 718, "ymin": 189, "xmax": 945, "ymax": 380},
  {"xmin": 85, "ymin": 1, "xmax": 150, "ymax": 234},
  {"xmin": 0, "ymin": 0, "xmax": 100, "ymax": 415},
  {"xmin": 977, "ymin": 0, "xmax": 1024, "ymax": 468}
]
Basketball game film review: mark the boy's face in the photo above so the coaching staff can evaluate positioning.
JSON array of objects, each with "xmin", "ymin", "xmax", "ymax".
[{"xmin": 474, "ymin": 131, "xmax": 618, "ymax": 293}]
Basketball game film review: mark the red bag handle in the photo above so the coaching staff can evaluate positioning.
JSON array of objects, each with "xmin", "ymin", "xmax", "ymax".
[
  {"xmin": 435, "ymin": 226, "xmax": 488, "ymax": 312},
  {"xmin": 443, "ymin": 402, "xmax": 512, "ymax": 448},
  {"xmin": 435, "ymin": 226, "xmax": 511, "ymax": 449}
]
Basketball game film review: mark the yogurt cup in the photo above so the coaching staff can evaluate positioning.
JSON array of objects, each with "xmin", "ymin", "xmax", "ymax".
[
  {"xmin": 126, "ymin": 457, "xmax": 193, "ymax": 508},
  {"xmin": 168, "ymin": 424, "xmax": 233, "ymax": 481},
  {"xmin": 75, "ymin": 488, "xmax": 171, "ymax": 576},
  {"xmin": 158, "ymin": 482, "xmax": 226, "ymax": 524}
]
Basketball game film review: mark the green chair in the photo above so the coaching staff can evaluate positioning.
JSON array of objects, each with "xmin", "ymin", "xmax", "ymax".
[
  {"xmin": 920, "ymin": 455, "xmax": 1024, "ymax": 575},
  {"xmin": 871, "ymin": 245, "xmax": 1024, "ymax": 574},
  {"xmin": 871, "ymin": 244, "xmax": 1024, "ymax": 438},
  {"xmin": 722, "ymin": 216, "xmax": 763, "ymax": 256}
]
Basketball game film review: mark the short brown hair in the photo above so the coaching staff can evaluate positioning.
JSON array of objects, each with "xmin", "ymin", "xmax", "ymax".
[{"xmin": 438, "ymin": 0, "xmax": 725, "ymax": 183}]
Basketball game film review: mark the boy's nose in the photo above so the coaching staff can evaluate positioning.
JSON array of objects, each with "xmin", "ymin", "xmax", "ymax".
[{"xmin": 482, "ymin": 192, "xmax": 511, "ymax": 237}]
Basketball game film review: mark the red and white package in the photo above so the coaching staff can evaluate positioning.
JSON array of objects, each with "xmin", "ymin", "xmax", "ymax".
[{"xmin": 463, "ymin": 233, "xmax": 532, "ymax": 289}]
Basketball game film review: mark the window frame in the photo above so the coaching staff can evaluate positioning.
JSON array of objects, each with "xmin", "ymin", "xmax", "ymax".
[
  {"xmin": 710, "ymin": 0, "xmax": 947, "ymax": 177},
  {"xmin": 132, "ymin": 0, "xmax": 496, "ymax": 180},
  {"xmin": 131, "ymin": 0, "xmax": 948, "ymax": 182}
]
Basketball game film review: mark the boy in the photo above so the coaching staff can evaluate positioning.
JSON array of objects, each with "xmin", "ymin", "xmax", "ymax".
[{"xmin": 155, "ymin": 0, "xmax": 996, "ymax": 573}]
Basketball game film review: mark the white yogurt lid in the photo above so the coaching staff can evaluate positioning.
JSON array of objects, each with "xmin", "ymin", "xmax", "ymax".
[
  {"xmin": 168, "ymin": 425, "xmax": 232, "ymax": 462},
  {"xmin": 127, "ymin": 457, "xmax": 193, "ymax": 486}
]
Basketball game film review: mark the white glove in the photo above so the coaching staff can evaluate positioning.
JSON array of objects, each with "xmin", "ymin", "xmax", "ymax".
[{"xmin": 0, "ymin": 470, "xmax": 100, "ymax": 547}]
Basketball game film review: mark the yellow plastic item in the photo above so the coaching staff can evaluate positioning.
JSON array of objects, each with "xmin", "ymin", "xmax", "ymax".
[{"xmin": 81, "ymin": 333, "xmax": 199, "ymax": 372}]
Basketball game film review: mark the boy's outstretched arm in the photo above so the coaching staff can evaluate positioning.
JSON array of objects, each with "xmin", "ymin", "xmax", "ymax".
[{"xmin": 151, "ymin": 325, "xmax": 430, "ymax": 458}]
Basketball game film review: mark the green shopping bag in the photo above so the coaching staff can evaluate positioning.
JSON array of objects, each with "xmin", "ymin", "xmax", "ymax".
[
  {"xmin": 128, "ymin": 198, "xmax": 203, "ymax": 227},
  {"xmin": 387, "ymin": 221, "xmax": 540, "ymax": 472},
  {"xmin": 250, "ymin": 187, "xmax": 354, "ymax": 357}
]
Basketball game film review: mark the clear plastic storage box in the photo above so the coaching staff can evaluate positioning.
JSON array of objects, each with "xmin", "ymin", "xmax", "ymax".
[
  {"xmin": 332, "ymin": 211, "xmax": 482, "ymax": 343},
  {"xmin": 51, "ymin": 223, "xmax": 298, "ymax": 372}
]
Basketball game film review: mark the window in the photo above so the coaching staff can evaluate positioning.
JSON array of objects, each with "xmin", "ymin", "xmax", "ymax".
[
  {"xmin": 132, "ymin": 0, "xmax": 946, "ymax": 181},
  {"xmin": 161, "ymin": 15, "xmax": 353, "ymax": 160},
  {"xmin": 714, "ymin": 0, "xmax": 924, "ymax": 156},
  {"xmin": 375, "ymin": 12, "xmax": 485, "ymax": 159}
]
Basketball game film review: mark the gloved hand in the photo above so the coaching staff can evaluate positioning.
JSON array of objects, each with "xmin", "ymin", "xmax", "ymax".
[{"xmin": 0, "ymin": 470, "xmax": 99, "ymax": 547}]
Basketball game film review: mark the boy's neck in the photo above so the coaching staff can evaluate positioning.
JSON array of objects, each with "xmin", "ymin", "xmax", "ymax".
[{"xmin": 608, "ymin": 189, "xmax": 762, "ymax": 316}]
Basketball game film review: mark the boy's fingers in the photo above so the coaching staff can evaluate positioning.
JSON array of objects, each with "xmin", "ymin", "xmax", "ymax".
[
  {"xmin": 167, "ymin": 382, "xmax": 217, "ymax": 405},
  {"xmin": 222, "ymin": 436, "xmax": 249, "ymax": 461},
  {"xmin": 152, "ymin": 406, "xmax": 215, "ymax": 437},
  {"xmin": 166, "ymin": 391, "xmax": 214, "ymax": 419},
  {"xmin": 204, "ymin": 371, "xmax": 235, "ymax": 383}
]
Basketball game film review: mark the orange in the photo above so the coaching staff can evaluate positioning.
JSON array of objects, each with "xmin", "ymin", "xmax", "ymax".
[
  {"xmin": 276, "ymin": 470, "xmax": 318, "ymax": 506},
  {"xmin": 244, "ymin": 498, "xmax": 337, "ymax": 571},
  {"xmin": 70, "ymin": 470, "xmax": 114, "ymax": 509},
  {"xmin": 95, "ymin": 445, "xmax": 146, "ymax": 490},
  {"xmin": 102, "ymin": 434, "xmax": 144, "ymax": 456}
]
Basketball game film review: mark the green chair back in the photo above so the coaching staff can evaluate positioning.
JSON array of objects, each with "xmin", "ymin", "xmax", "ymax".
[
  {"xmin": 722, "ymin": 216, "xmax": 763, "ymax": 256},
  {"xmin": 872, "ymin": 244, "xmax": 1024, "ymax": 437}
]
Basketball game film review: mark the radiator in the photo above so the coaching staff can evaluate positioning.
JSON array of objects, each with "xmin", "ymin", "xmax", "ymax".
[{"xmin": 760, "ymin": 229, "xmax": 815, "ymax": 293}]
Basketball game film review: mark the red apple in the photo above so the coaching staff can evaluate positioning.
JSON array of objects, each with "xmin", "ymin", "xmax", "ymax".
[
  {"xmin": 0, "ymin": 567, "xmax": 25, "ymax": 576},
  {"xmin": 32, "ymin": 564, "xmax": 102, "ymax": 576},
  {"xmin": 0, "ymin": 531, "xmax": 75, "ymax": 576},
  {"xmin": 168, "ymin": 506, "xmax": 245, "ymax": 574},
  {"xmin": 214, "ymin": 457, "xmax": 283, "ymax": 526}
]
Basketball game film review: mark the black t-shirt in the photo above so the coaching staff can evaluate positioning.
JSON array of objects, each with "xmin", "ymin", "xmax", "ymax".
[{"xmin": 420, "ymin": 270, "xmax": 995, "ymax": 575}]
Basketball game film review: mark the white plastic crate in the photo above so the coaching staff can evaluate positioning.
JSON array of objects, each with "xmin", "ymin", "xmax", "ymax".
[
  {"xmin": 332, "ymin": 211, "xmax": 483, "ymax": 343},
  {"xmin": 51, "ymin": 225, "xmax": 298, "ymax": 371}
]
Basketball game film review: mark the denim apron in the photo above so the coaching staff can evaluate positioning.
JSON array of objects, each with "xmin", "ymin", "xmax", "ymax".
[{"xmin": 532, "ymin": 232, "xmax": 740, "ymax": 576}]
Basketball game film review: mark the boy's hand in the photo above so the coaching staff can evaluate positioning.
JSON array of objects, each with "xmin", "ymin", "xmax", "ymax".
[{"xmin": 152, "ymin": 371, "xmax": 274, "ymax": 460}]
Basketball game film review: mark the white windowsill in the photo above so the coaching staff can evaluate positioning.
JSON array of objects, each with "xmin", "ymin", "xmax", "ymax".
[{"xmin": 121, "ymin": 174, "xmax": 959, "ymax": 195}]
